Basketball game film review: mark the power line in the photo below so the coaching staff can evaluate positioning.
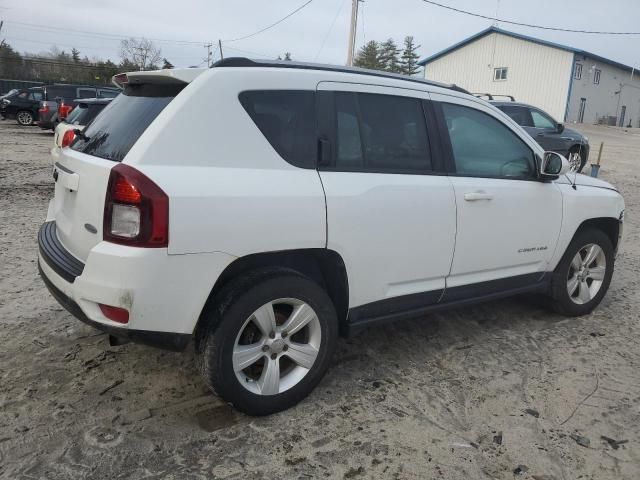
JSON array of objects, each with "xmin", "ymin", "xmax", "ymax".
[
  {"xmin": 419, "ymin": 0, "xmax": 640, "ymax": 35},
  {"xmin": 223, "ymin": 0, "xmax": 315, "ymax": 43},
  {"xmin": 314, "ymin": 0, "xmax": 346, "ymax": 61},
  {"xmin": 4, "ymin": 20, "xmax": 209, "ymax": 45}
]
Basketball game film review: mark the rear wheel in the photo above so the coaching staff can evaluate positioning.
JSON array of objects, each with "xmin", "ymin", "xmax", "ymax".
[
  {"xmin": 568, "ymin": 145, "xmax": 586, "ymax": 173},
  {"xmin": 197, "ymin": 270, "xmax": 338, "ymax": 415},
  {"xmin": 547, "ymin": 229, "xmax": 614, "ymax": 316},
  {"xmin": 16, "ymin": 110, "xmax": 34, "ymax": 126}
]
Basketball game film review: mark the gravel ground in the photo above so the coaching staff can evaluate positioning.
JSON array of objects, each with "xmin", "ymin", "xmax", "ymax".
[{"xmin": 1, "ymin": 120, "xmax": 639, "ymax": 480}]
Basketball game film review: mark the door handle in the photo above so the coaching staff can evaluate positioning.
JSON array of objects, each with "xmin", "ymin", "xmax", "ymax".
[
  {"xmin": 537, "ymin": 132, "xmax": 545, "ymax": 136},
  {"xmin": 464, "ymin": 191, "xmax": 493, "ymax": 201}
]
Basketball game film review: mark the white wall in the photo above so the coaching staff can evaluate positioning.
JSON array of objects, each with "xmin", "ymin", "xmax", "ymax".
[
  {"xmin": 567, "ymin": 57, "xmax": 640, "ymax": 127},
  {"xmin": 424, "ymin": 32, "xmax": 574, "ymax": 121}
]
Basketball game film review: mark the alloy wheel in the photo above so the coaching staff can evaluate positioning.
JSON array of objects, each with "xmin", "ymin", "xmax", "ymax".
[
  {"xmin": 233, "ymin": 298, "xmax": 321, "ymax": 395},
  {"xmin": 17, "ymin": 111, "xmax": 33, "ymax": 126},
  {"xmin": 567, "ymin": 243, "xmax": 607, "ymax": 304}
]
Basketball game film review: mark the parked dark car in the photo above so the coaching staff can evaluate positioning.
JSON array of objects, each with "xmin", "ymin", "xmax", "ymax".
[
  {"xmin": 490, "ymin": 99, "xmax": 590, "ymax": 172},
  {"xmin": 0, "ymin": 87, "xmax": 44, "ymax": 125},
  {"xmin": 38, "ymin": 84, "xmax": 119, "ymax": 130}
]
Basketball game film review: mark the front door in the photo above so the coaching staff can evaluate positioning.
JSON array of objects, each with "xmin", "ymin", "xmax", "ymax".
[
  {"xmin": 430, "ymin": 93, "xmax": 562, "ymax": 299},
  {"xmin": 316, "ymin": 82, "xmax": 457, "ymax": 311}
]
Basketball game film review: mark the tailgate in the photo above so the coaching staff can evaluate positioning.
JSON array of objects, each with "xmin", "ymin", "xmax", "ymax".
[{"xmin": 51, "ymin": 148, "xmax": 114, "ymax": 262}]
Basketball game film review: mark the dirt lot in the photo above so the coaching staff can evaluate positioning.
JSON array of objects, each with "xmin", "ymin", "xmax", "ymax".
[{"xmin": 1, "ymin": 120, "xmax": 639, "ymax": 479}]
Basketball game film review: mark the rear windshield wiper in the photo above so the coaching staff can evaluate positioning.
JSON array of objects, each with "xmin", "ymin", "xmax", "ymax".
[{"xmin": 73, "ymin": 129, "xmax": 90, "ymax": 142}]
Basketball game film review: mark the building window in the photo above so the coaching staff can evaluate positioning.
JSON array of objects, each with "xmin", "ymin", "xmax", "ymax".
[
  {"xmin": 494, "ymin": 67, "xmax": 508, "ymax": 81},
  {"xmin": 574, "ymin": 63, "xmax": 583, "ymax": 80},
  {"xmin": 593, "ymin": 69, "xmax": 601, "ymax": 85}
]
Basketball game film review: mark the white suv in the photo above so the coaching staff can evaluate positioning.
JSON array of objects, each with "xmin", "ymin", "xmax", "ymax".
[{"xmin": 39, "ymin": 59, "xmax": 625, "ymax": 415}]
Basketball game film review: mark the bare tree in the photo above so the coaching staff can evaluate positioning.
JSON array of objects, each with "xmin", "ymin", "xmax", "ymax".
[{"xmin": 119, "ymin": 38, "xmax": 162, "ymax": 71}]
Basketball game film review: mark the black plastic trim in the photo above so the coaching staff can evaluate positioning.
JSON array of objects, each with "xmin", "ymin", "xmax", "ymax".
[
  {"xmin": 38, "ymin": 221, "xmax": 85, "ymax": 283},
  {"xmin": 346, "ymin": 273, "xmax": 551, "ymax": 335},
  {"xmin": 212, "ymin": 57, "xmax": 470, "ymax": 95},
  {"xmin": 38, "ymin": 262, "xmax": 191, "ymax": 352}
]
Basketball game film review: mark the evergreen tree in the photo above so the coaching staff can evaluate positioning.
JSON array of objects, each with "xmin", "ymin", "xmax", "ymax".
[
  {"xmin": 379, "ymin": 38, "xmax": 402, "ymax": 73},
  {"xmin": 400, "ymin": 36, "xmax": 421, "ymax": 76},
  {"xmin": 353, "ymin": 40, "xmax": 382, "ymax": 70},
  {"xmin": 284, "ymin": 52, "xmax": 292, "ymax": 61},
  {"xmin": 71, "ymin": 48, "xmax": 81, "ymax": 63},
  {"xmin": 162, "ymin": 58, "xmax": 174, "ymax": 69}
]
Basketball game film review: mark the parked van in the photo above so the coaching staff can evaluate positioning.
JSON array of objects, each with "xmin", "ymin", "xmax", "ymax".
[{"xmin": 38, "ymin": 59, "xmax": 624, "ymax": 415}]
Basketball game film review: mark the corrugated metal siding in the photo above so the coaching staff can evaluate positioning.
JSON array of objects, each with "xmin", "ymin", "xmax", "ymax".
[{"xmin": 424, "ymin": 32, "xmax": 574, "ymax": 120}]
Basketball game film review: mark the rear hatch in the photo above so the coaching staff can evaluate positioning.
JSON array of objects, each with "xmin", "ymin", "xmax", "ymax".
[{"xmin": 50, "ymin": 70, "xmax": 201, "ymax": 263}]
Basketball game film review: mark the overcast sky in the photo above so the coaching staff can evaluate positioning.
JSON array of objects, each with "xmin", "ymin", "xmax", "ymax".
[{"xmin": 1, "ymin": 0, "xmax": 639, "ymax": 70}]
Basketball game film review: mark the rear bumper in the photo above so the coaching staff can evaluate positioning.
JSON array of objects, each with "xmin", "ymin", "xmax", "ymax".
[
  {"xmin": 37, "ymin": 220, "xmax": 236, "ymax": 349},
  {"xmin": 38, "ymin": 261, "xmax": 191, "ymax": 351}
]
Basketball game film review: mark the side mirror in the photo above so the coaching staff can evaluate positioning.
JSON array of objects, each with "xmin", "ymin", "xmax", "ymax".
[
  {"xmin": 540, "ymin": 151, "xmax": 571, "ymax": 179},
  {"xmin": 556, "ymin": 123, "xmax": 564, "ymax": 133}
]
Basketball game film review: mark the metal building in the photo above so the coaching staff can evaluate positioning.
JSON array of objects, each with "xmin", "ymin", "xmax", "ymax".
[{"xmin": 419, "ymin": 27, "xmax": 640, "ymax": 127}]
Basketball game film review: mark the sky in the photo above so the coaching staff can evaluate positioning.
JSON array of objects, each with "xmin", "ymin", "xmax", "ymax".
[{"xmin": 1, "ymin": 0, "xmax": 639, "ymax": 70}]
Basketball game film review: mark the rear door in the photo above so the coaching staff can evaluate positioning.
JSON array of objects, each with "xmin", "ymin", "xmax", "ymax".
[
  {"xmin": 316, "ymin": 82, "xmax": 457, "ymax": 310},
  {"xmin": 431, "ymin": 93, "xmax": 562, "ymax": 297},
  {"xmin": 49, "ymin": 82, "xmax": 185, "ymax": 261}
]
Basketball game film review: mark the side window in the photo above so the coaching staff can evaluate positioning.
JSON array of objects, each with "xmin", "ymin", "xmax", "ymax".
[
  {"xmin": 30, "ymin": 91, "xmax": 43, "ymax": 101},
  {"xmin": 494, "ymin": 67, "xmax": 508, "ymax": 81},
  {"xmin": 78, "ymin": 89, "xmax": 96, "ymax": 99},
  {"xmin": 239, "ymin": 90, "xmax": 316, "ymax": 169},
  {"xmin": 530, "ymin": 109, "xmax": 556, "ymax": 129},
  {"xmin": 18, "ymin": 91, "xmax": 28, "ymax": 99},
  {"xmin": 334, "ymin": 92, "xmax": 431, "ymax": 173},
  {"xmin": 498, "ymin": 105, "xmax": 533, "ymax": 127},
  {"xmin": 441, "ymin": 102, "xmax": 535, "ymax": 179}
]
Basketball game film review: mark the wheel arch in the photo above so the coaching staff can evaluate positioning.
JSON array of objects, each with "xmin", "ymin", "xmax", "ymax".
[
  {"xmin": 572, "ymin": 216, "xmax": 620, "ymax": 252},
  {"xmin": 194, "ymin": 249, "xmax": 350, "ymax": 346}
]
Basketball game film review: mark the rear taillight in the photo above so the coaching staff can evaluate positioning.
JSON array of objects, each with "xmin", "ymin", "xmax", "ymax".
[
  {"xmin": 99, "ymin": 304, "xmax": 129, "ymax": 324},
  {"xmin": 39, "ymin": 104, "xmax": 49, "ymax": 114},
  {"xmin": 58, "ymin": 103, "xmax": 73, "ymax": 119},
  {"xmin": 61, "ymin": 129, "xmax": 75, "ymax": 147},
  {"xmin": 104, "ymin": 164, "xmax": 168, "ymax": 247}
]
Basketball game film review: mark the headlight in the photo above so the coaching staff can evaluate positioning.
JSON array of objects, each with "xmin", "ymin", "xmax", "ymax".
[{"xmin": 583, "ymin": 136, "xmax": 589, "ymax": 143}]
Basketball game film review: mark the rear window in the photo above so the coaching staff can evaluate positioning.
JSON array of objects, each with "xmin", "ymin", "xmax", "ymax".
[
  {"xmin": 67, "ymin": 103, "xmax": 108, "ymax": 126},
  {"xmin": 71, "ymin": 84, "xmax": 183, "ymax": 162},
  {"xmin": 239, "ymin": 90, "xmax": 316, "ymax": 168}
]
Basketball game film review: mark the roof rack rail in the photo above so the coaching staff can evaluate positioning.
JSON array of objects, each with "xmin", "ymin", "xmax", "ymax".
[
  {"xmin": 211, "ymin": 57, "xmax": 470, "ymax": 95},
  {"xmin": 473, "ymin": 93, "xmax": 516, "ymax": 101}
]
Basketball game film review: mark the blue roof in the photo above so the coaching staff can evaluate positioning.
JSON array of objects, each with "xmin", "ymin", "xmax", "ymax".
[{"xmin": 418, "ymin": 26, "xmax": 636, "ymax": 73}]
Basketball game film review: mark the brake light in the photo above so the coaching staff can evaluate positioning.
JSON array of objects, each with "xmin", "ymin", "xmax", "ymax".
[
  {"xmin": 58, "ymin": 103, "xmax": 73, "ymax": 120},
  {"xmin": 99, "ymin": 304, "xmax": 129, "ymax": 324},
  {"xmin": 61, "ymin": 129, "xmax": 76, "ymax": 147},
  {"xmin": 104, "ymin": 164, "xmax": 168, "ymax": 247},
  {"xmin": 39, "ymin": 104, "xmax": 50, "ymax": 114}
]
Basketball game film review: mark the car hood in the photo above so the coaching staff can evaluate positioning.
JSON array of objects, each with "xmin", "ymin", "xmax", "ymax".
[
  {"xmin": 556, "ymin": 173, "xmax": 617, "ymax": 191},
  {"xmin": 561, "ymin": 127, "xmax": 586, "ymax": 142}
]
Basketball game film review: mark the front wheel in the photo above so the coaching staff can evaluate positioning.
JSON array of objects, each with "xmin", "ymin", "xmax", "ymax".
[
  {"xmin": 547, "ymin": 229, "xmax": 614, "ymax": 316},
  {"xmin": 568, "ymin": 146, "xmax": 586, "ymax": 173},
  {"xmin": 16, "ymin": 110, "xmax": 34, "ymax": 126},
  {"xmin": 197, "ymin": 270, "xmax": 338, "ymax": 415}
]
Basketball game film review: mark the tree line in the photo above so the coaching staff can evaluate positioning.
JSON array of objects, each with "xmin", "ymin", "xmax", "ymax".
[
  {"xmin": 354, "ymin": 36, "xmax": 421, "ymax": 76},
  {"xmin": 0, "ymin": 38, "xmax": 175, "ymax": 86}
]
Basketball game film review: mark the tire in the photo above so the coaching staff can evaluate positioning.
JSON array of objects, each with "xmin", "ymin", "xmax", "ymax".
[
  {"xmin": 568, "ymin": 145, "xmax": 586, "ymax": 173},
  {"xmin": 547, "ymin": 229, "xmax": 614, "ymax": 316},
  {"xmin": 197, "ymin": 269, "xmax": 338, "ymax": 416},
  {"xmin": 16, "ymin": 110, "xmax": 34, "ymax": 126}
]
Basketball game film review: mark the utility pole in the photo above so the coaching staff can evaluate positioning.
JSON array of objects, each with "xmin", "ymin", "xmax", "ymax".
[
  {"xmin": 346, "ymin": 0, "xmax": 361, "ymax": 66},
  {"xmin": 205, "ymin": 43, "xmax": 213, "ymax": 67},
  {"xmin": 218, "ymin": 39, "xmax": 224, "ymax": 61}
]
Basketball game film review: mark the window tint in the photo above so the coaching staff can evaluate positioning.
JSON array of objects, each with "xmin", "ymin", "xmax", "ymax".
[
  {"xmin": 18, "ymin": 91, "xmax": 28, "ymax": 98},
  {"xmin": 334, "ymin": 92, "xmax": 431, "ymax": 172},
  {"xmin": 69, "ymin": 103, "xmax": 109, "ymax": 125},
  {"xmin": 239, "ymin": 90, "xmax": 316, "ymax": 168},
  {"xmin": 531, "ymin": 109, "xmax": 555, "ymax": 129},
  {"xmin": 498, "ymin": 105, "xmax": 533, "ymax": 127},
  {"xmin": 71, "ymin": 83, "xmax": 182, "ymax": 162},
  {"xmin": 31, "ymin": 91, "xmax": 43, "ymax": 101},
  {"xmin": 78, "ymin": 89, "xmax": 96, "ymax": 99},
  {"xmin": 442, "ymin": 103, "xmax": 534, "ymax": 179},
  {"xmin": 99, "ymin": 89, "xmax": 119, "ymax": 99}
]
